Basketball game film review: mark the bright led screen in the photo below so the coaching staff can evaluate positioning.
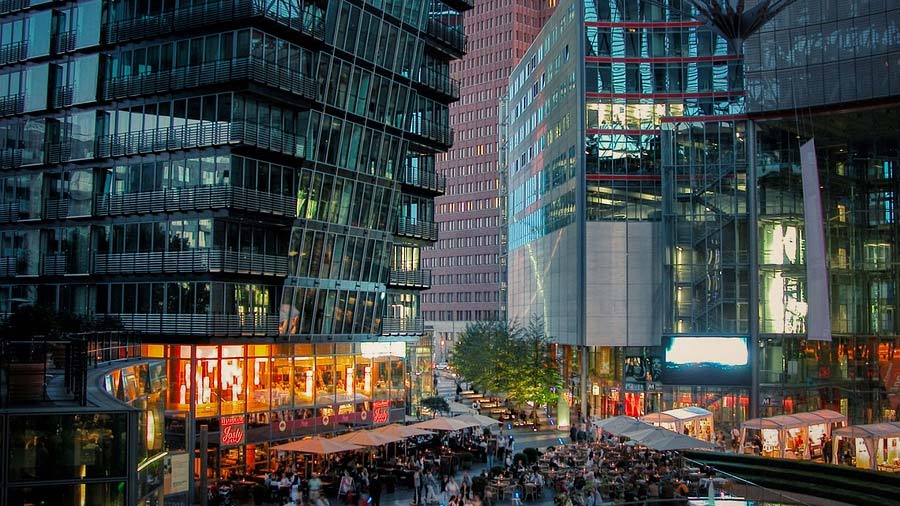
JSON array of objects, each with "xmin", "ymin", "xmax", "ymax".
[{"xmin": 664, "ymin": 337, "xmax": 751, "ymax": 386}]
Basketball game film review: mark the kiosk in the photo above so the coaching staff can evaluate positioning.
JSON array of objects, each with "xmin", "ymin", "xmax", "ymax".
[
  {"xmin": 740, "ymin": 410, "xmax": 847, "ymax": 459},
  {"xmin": 641, "ymin": 406, "xmax": 715, "ymax": 442},
  {"xmin": 832, "ymin": 422, "xmax": 900, "ymax": 471}
]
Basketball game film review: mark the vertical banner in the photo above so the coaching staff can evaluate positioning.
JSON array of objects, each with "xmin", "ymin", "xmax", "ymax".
[{"xmin": 800, "ymin": 139, "xmax": 831, "ymax": 341}]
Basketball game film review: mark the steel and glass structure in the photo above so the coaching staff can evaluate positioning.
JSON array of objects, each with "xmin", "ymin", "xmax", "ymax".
[
  {"xmin": 0, "ymin": 0, "xmax": 468, "ymax": 501},
  {"xmin": 508, "ymin": 0, "xmax": 900, "ymax": 430}
]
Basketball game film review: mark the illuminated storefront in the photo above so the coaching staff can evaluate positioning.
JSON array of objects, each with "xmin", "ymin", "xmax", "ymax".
[{"xmin": 144, "ymin": 342, "xmax": 407, "ymax": 480}]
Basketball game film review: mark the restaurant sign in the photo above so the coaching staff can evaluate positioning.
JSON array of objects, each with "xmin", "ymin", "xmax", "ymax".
[
  {"xmin": 220, "ymin": 415, "xmax": 246, "ymax": 446},
  {"xmin": 372, "ymin": 400, "xmax": 390, "ymax": 424}
]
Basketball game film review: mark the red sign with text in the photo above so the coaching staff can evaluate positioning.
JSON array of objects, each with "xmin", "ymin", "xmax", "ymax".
[
  {"xmin": 372, "ymin": 400, "xmax": 390, "ymax": 424},
  {"xmin": 220, "ymin": 415, "xmax": 246, "ymax": 446}
]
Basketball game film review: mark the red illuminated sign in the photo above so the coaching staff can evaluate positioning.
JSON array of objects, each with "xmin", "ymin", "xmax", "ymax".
[
  {"xmin": 220, "ymin": 415, "xmax": 245, "ymax": 446},
  {"xmin": 372, "ymin": 400, "xmax": 390, "ymax": 424}
]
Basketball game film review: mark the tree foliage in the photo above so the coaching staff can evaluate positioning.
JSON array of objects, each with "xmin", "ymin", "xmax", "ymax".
[
  {"xmin": 451, "ymin": 316, "xmax": 561, "ymax": 410},
  {"xmin": 420, "ymin": 395, "xmax": 450, "ymax": 417}
]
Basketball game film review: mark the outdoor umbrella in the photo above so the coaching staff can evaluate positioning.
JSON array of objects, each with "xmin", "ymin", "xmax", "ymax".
[
  {"xmin": 454, "ymin": 413, "xmax": 501, "ymax": 428},
  {"xmin": 410, "ymin": 416, "xmax": 479, "ymax": 431},
  {"xmin": 271, "ymin": 437, "xmax": 362, "ymax": 454},
  {"xmin": 629, "ymin": 427, "xmax": 719, "ymax": 451},
  {"xmin": 335, "ymin": 429, "xmax": 404, "ymax": 446},
  {"xmin": 373, "ymin": 423, "xmax": 435, "ymax": 438},
  {"xmin": 593, "ymin": 416, "xmax": 656, "ymax": 437}
]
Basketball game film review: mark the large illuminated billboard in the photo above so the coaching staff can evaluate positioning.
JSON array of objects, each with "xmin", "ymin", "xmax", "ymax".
[{"xmin": 663, "ymin": 337, "xmax": 751, "ymax": 386}]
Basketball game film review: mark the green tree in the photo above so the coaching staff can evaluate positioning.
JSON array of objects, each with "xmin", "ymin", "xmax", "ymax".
[
  {"xmin": 505, "ymin": 316, "xmax": 562, "ymax": 414},
  {"xmin": 420, "ymin": 395, "xmax": 450, "ymax": 417},
  {"xmin": 451, "ymin": 317, "xmax": 561, "ymax": 413}
]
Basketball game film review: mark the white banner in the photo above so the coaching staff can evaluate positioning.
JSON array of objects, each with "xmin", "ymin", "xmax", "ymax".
[{"xmin": 800, "ymin": 139, "xmax": 831, "ymax": 341}]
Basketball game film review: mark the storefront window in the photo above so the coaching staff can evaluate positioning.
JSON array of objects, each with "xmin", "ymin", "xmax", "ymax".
[
  {"xmin": 248, "ymin": 344, "xmax": 271, "ymax": 412},
  {"xmin": 355, "ymin": 355, "xmax": 373, "ymax": 399},
  {"xmin": 7, "ymin": 412, "xmax": 128, "ymax": 482},
  {"xmin": 315, "ymin": 346, "xmax": 335, "ymax": 404},
  {"xmin": 196, "ymin": 345, "xmax": 221, "ymax": 418},
  {"xmin": 335, "ymin": 350, "xmax": 354, "ymax": 403},
  {"xmin": 389, "ymin": 355, "xmax": 404, "ymax": 399},
  {"xmin": 272, "ymin": 344, "xmax": 293, "ymax": 409},
  {"xmin": 168, "ymin": 347, "xmax": 192, "ymax": 412},
  {"xmin": 293, "ymin": 345, "xmax": 314, "ymax": 407},
  {"xmin": 220, "ymin": 345, "xmax": 246, "ymax": 415},
  {"xmin": 8, "ymin": 483, "xmax": 125, "ymax": 506},
  {"xmin": 373, "ymin": 357, "xmax": 389, "ymax": 400}
]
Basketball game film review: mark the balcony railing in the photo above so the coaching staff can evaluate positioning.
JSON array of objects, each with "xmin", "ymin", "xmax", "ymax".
[
  {"xmin": 425, "ymin": 18, "xmax": 467, "ymax": 55},
  {"xmin": 95, "ymin": 185, "xmax": 297, "ymax": 217},
  {"xmin": 0, "ymin": 148, "xmax": 24, "ymax": 168},
  {"xmin": 0, "ymin": 93, "xmax": 24, "ymax": 117},
  {"xmin": 102, "ymin": 313, "xmax": 279, "ymax": 336},
  {"xmin": 0, "ymin": 0, "xmax": 30, "ymax": 15},
  {"xmin": 416, "ymin": 66, "xmax": 460, "ymax": 101},
  {"xmin": 96, "ymin": 120, "xmax": 306, "ymax": 160},
  {"xmin": 103, "ymin": 0, "xmax": 325, "ymax": 44},
  {"xmin": 0, "ymin": 202, "xmax": 19, "ymax": 222},
  {"xmin": 50, "ymin": 85, "xmax": 73, "ymax": 109},
  {"xmin": 50, "ymin": 30, "xmax": 76, "ymax": 54},
  {"xmin": 395, "ymin": 217, "xmax": 438, "ymax": 241},
  {"xmin": 408, "ymin": 118, "xmax": 453, "ymax": 147},
  {"xmin": 41, "ymin": 254, "xmax": 67, "ymax": 275},
  {"xmin": 93, "ymin": 249, "xmax": 289, "ymax": 276},
  {"xmin": 388, "ymin": 268, "xmax": 432, "ymax": 288},
  {"xmin": 381, "ymin": 316, "xmax": 425, "ymax": 336},
  {"xmin": 102, "ymin": 57, "xmax": 317, "ymax": 103},
  {"xmin": 0, "ymin": 256, "xmax": 17, "ymax": 276},
  {"xmin": 400, "ymin": 164, "xmax": 446, "ymax": 194},
  {"xmin": 0, "ymin": 40, "xmax": 27, "ymax": 66}
]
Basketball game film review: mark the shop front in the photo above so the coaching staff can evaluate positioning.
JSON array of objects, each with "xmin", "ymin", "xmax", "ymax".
[{"xmin": 143, "ymin": 341, "xmax": 408, "ymax": 482}]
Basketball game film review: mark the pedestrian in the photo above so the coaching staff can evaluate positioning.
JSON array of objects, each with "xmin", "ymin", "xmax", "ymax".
[
  {"xmin": 460, "ymin": 472, "xmax": 471, "ymax": 500},
  {"xmin": 413, "ymin": 467, "xmax": 422, "ymax": 505},
  {"xmin": 823, "ymin": 436, "xmax": 833, "ymax": 464},
  {"xmin": 731, "ymin": 426, "xmax": 741, "ymax": 452},
  {"xmin": 369, "ymin": 472, "xmax": 382, "ymax": 506}
]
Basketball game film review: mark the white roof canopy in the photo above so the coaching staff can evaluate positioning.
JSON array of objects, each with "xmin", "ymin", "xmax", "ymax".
[
  {"xmin": 642, "ymin": 406, "xmax": 712, "ymax": 424},
  {"xmin": 833, "ymin": 422, "xmax": 900, "ymax": 440}
]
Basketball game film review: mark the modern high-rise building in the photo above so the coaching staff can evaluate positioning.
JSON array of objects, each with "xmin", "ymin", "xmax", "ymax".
[
  {"xmin": 506, "ymin": 0, "xmax": 900, "ymax": 429},
  {"xmin": 422, "ymin": 0, "xmax": 554, "ymax": 362},
  {"xmin": 0, "ymin": 0, "xmax": 468, "ymax": 503}
]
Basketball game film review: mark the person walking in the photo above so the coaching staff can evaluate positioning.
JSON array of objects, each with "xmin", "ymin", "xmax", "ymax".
[
  {"xmin": 413, "ymin": 467, "xmax": 423, "ymax": 505},
  {"xmin": 460, "ymin": 472, "xmax": 472, "ymax": 500},
  {"xmin": 369, "ymin": 471, "xmax": 383, "ymax": 506}
]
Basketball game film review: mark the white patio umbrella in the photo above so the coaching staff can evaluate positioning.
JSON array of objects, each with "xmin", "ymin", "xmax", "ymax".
[
  {"xmin": 454, "ymin": 413, "xmax": 501, "ymax": 428},
  {"xmin": 373, "ymin": 423, "xmax": 435, "ymax": 438},
  {"xmin": 272, "ymin": 437, "xmax": 362, "ymax": 454},
  {"xmin": 629, "ymin": 427, "xmax": 719, "ymax": 451},
  {"xmin": 410, "ymin": 416, "xmax": 479, "ymax": 431},
  {"xmin": 335, "ymin": 430, "xmax": 404, "ymax": 446},
  {"xmin": 593, "ymin": 416, "xmax": 656, "ymax": 437}
]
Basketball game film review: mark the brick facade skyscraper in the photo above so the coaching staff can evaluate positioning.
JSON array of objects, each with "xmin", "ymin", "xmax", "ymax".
[{"xmin": 423, "ymin": 0, "xmax": 555, "ymax": 361}]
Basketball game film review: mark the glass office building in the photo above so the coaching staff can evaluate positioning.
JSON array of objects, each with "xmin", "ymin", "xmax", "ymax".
[
  {"xmin": 0, "ymin": 0, "xmax": 469, "ymax": 498},
  {"xmin": 507, "ymin": 0, "xmax": 900, "ymax": 429}
]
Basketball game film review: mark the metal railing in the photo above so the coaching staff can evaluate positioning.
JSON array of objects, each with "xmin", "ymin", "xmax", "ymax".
[
  {"xmin": 0, "ymin": 148, "xmax": 24, "ymax": 168},
  {"xmin": 102, "ymin": 0, "xmax": 325, "ymax": 44},
  {"xmin": 95, "ymin": 185, "xmax": 297, "ymax": 217},
  {"xmin": 388, "ymin": 268, "xmax": 432, "ymax": 288},
  {"xmin": 93, "ymin": 249, "xmax": 289, "ymax": 276},
  {"xmin": 102, "ymin": 57, "xmax": 317, "ymax": 102},
  {"xmin": 416, "ymin": 66, "xmax": 461, "ymax": 101},
  {"xmin": 95, "ymin": 120, "xmax": 306, "ymax": 159},
  {"xmin": 425, "ymin": 18, "xmax": 467, "ymax": 55},
  {"xmin": 0, "ymin": 39, "xmax": 27, "ymax": 66},
  {"xmin": 0, "ymin": 202, "xmax": 19, "ymax": 222},
  {"xmin": 41, "ymin": 254, "xmax": 68, "ymax": 275},
  {"xmin": 408, "ymin": 118, "xmax": 453, "ymax": 147},
  {"xmin": 0, "ymin": 256, "xmax": 17, "ymax": 276},
  {"xmin": 396, "ymin": 217, "xmax": 438, "ymax": 241},
  {"xmin": 381, "ymin": 316, "xmax": 425, "ymax": 335},
  {"xmin": 0, "ymin": 93, "xmax": 24, "ymax": 117},
  {"xmin": 50, "ymin": 30, "xmax": 76, "ymax": 54},
  {"xmin": 50, "ymin": 85, "xmax": 73, "ymax": 109},
  {"xmin": 0, "ymin": 0, "xmax": 29, "ymax": 15},
  {"xmin": 104, "ymin": 313, "xmax": 279, "ymax": 336},
  {"xmin": 400, "ymin": 164, "xmax": 446, "ymax": 193}
]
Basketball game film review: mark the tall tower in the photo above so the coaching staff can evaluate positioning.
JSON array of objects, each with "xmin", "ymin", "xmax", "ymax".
[{"xmin": 423, "ymin": 0, "xmax": 554, "ymax": 362}]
